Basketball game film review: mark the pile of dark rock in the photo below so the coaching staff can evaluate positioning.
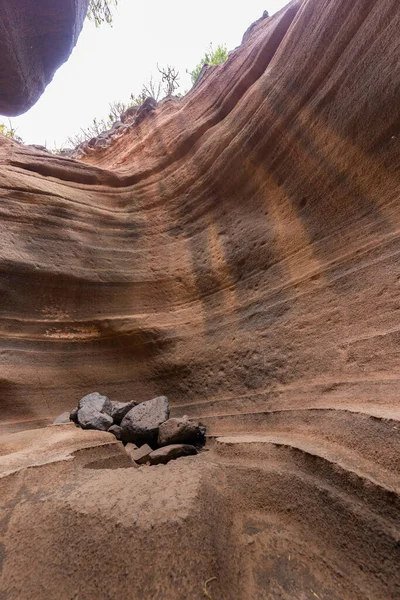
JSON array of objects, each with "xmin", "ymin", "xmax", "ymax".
[{"xmin": 66, "ymin": 392, "xmax": 205, "ymax": 467}]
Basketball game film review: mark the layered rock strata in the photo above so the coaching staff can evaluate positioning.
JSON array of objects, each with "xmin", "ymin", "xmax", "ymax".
[{"xmin": 0, "ymin": 0, "xmax": 400, "ymax": 597}]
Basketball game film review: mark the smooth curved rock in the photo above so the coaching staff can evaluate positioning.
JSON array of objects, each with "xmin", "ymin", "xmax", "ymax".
[
  {"xmin": 149, "ymin": 444, "xmax": 198, "ymax": 465},
  {"xmin": 52, "ymin": 412, "xmax": 71, "ymax": 424},
  {"xmin": 0, "ymin": 0, "xmax": 89, "ymax": 116},
  {"xmin": 3, "ymin": 0, "xmax": 399, "ymax": 430}
]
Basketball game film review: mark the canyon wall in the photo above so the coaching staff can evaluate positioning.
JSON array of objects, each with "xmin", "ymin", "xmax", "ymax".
[
  {"xmin": 1, "ymin": 1, "xmax": 400, "ymax": 598},
  {"xmin": 0, "ymin": 0, "xmax": 89, "ymax": 115},
  {"xmin": 1, "ymin": 0, "xmax": 399, "ymax": 433}
]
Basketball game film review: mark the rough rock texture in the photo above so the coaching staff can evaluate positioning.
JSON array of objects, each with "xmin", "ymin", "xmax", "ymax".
[
  {"xmin": 1, "ymin": 0, "xmax": 399, "ymax": 431},
  {"xmin": 149, "ymin": 444, "xmax": 198, "ymax": 465},
  {"xmin": 0, "ymin": 0, "xmax": 90, "ymax": 115},
  {"xmin": 77, "ymin": 392, "xmax": 113, "ymax": 430},
  {"xmin": 110, "ymin": 399, "xmax": 137, "ymax": 424},
  {"xmin": 78, "ymin": 392, "xmax": 112, "ymax": 414},
  {"xmin": 1, "ymin": 0, "xmax": 400, "ymax": 597},
  {"xmin": 0, "ymin": 428, "xmax": 232, "ymax": 599},
  {"xmin": 77, "ymin": 406, "xmax": 113, "ymax": 431},
  {"xmin": 158, "ymin": 416, "xmax": 204, "ymax": 446},
  {"xmin": 120, "ymin": 396, "xmax": 170, "ymax": 445}
]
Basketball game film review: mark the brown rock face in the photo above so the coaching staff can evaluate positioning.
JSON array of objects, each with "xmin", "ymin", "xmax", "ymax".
[
  {"xmin": 0, "ymin": 0, "xmax": 89, "ymax": 115},
  {"xmin": 1, "ymin": 0, "xmax": 399, "ymax": 431},
  {"xmin": 1, "ymin": 0, "xmax": 400, "ymax": 597},
  {"xmin": 158, "ymin": 416, "xmax": 204, "ymax": 446}
]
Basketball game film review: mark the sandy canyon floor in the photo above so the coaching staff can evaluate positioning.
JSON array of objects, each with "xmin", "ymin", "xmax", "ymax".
[{"xmin": 0, "ymin": 422, "xmax": 399, "ymax": 599}]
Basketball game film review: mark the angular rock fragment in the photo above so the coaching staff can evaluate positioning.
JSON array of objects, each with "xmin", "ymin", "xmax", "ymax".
[
  {"xmin": 126, "ymin": 443, "xmax": 153, "ymax": 464},
  {"xmin": 77, "ymin": 407, "xmax": 113, "ymax": 431},
  {"xmin": 110, "ymin": 400, "xmax": 137, "ymax": 425},
  {"xmin": 75, "ymin": 392, "xmax": 114, "ymax": 431},
  {"xmin": 78, "ymin": 392, "xmax": 112, "ymax": 415},
  {"xmin": 108, "ymin": 424, "xmax": 123, "ymax": 440},
  {"xmin": 120, "ymin": 396, "xmax": 170, "ymax": 445},
  {"xmin": 121, "ymin": 106, "xmax": 137, "ymax": 122},
  {"xmin": 158, "ymin": 416, "xmax": 205, "ymax": 446},
  {"xmin": 149, "ymin": 444, "xmax": 198, "ymax": 465},
  {"xmin": 135, "ymin": 97, "xmax": 157, "ymax": 125}
]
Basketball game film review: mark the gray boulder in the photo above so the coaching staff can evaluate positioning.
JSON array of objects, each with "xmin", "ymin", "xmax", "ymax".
[
  {"xmin": 149, "ymin": 444, "xmax": 197, "ymax": 465},
  {"xmin": 120, "ymin": 396, "xmax": 170, "ymax": 445},
  {"xmin": 53, "ymin": 412, "xmax": 71, "ymax": 424},
  {"xmin": 121, "ymin": 105, "xmax": 137, "ymax": 122},
  {"xmin": 135, "ymin": 97, "xmax": 157, "ymax": 125},
  {"xmin": 78, "ymin": 392, "xmax": 112, "ymax": 415},
  {"xmin": 110, "ymin": 400, "xmax": 137, "ymax": 425},
  {"xmin": 158, "ymin": 416, "xmax": 205, "ymax": 447},
  {"xmin": 77, "ymin": 406, "xmax": 113, "ymax": 431},
  {"xmin": 108, "ymin": 424, "xmax": 123, "ymax": 440}
]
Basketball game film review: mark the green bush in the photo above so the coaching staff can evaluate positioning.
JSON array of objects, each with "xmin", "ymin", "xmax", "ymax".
[
  {"xmin": 0, "ymin": 121, "xmax": 22, "ymax": 143},
  {"xmin": 189, "ymin": 43, "xmax": 228, "ymax": 85}
]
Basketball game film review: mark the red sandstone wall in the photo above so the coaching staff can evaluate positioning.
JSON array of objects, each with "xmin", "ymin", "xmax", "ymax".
[{"xmin": 0, "ymin": 0, "xmax": 399, "ymax": 434}]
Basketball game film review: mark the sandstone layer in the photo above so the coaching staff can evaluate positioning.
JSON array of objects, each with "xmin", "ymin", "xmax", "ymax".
[
  {"xmin": 0, "ymin": 0, "xmax": 89, "ymax": 115},
  {"xmin": 0, "ymin": 0, "xmax": 400, "ymax": 597}
]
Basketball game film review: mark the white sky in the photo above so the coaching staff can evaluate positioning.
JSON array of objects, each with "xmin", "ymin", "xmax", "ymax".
[{"xmin": 6, "ymin": 0, "xmax": 289, "ymax": 148}]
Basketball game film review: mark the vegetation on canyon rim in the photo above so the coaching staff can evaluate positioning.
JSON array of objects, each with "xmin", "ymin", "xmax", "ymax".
[
  {"xmin": 66, "ymin": 44, "xmax": 228, "ymax": 148},
  {"xmin": 0, "ymin": 121, "xmax": 22, "ymax": 143},
  {"xmin": 0, "ymin": 42, "xmax": 229, "ymax": 150},
  {"xmin": 189, "ymin": 43, "xmax": 229, "ymax": 84},
  {"xmin": 0, "ymin": 0, "xmax": 229, "ymax": 149}
]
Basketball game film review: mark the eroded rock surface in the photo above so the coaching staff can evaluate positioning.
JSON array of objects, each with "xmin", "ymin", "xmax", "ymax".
[
  {"xmin": 158, "ymin": 416, "xmax": 205, "ymax": 446},
  {"xmin": 0, "ymin": 0, "xmax": 400, "ymax": 597},
  {"xmin": 110, "ymin": 399, "xmax": 137, "ymax": 424},
  {"xmin": 1, "ymin": 0, "xmax": 399, "ymax": 432},
  {"xmin": 0, "ymin": 0, "xmax": 89, "ymax": 115}
]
